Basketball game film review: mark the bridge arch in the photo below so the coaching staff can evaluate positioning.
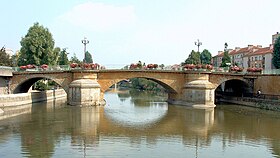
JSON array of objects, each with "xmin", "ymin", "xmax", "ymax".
[
  {"xmin": 101, "ymin": 77, "xmax": 177, "ymax": 93},
  {"xmin": 215, "ymin": 79, "xmax": 252, "ymax": 96},
  {"xmin": 99, "ymin": 77, "xmax": 178, "ymax": 94},
  {"xmin": 10, "ymin": 72, "xmax": 72, "ymax": 94},
  {"xmin": 13, "ymin": 77, "xmax": 62, "ymax": 93},
  {"xmin": 209, "ymin": 74, "xmax": 248, "ymax": 89}
]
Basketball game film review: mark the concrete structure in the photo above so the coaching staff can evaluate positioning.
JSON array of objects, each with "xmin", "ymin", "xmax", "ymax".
[
  {"xmin": 2, "ymin": 69, "xmax": 278, "ymax": 109},
  {"xmin": 0, "ymin": 89, "xmax": 66, "ymax": 116},
  {"xmin": 2, "ymin": 70, "xmax": 228, "ymax": 108},
  {"xmin": 0, "ymin": 66, "xmax": 13, "ymax": 94}
]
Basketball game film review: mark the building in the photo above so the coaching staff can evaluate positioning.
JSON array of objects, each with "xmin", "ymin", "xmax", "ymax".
[
  {"xmin": 212, "ymin": 51, "xmax": 224, "ymax": 67},
  {"xmin": 212, "ymin": 45, "xmax": 259, "ymax": 68},
  {"xmin": 212, "ymin": 33, "xmax": 277, "ymax": 70},
  {"xmin": 272, "ymin": 32, "xmax": 280, "ymax": 44},
  {"xmin": 245, "ymin": 45, "xmax": 274, "ymax": 70},
  {"xmin": 230, "ymin": 45, "xmax": 260, "ymax": 68}
]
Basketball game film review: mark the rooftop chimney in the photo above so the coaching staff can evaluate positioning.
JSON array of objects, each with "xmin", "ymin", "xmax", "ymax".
[
  {"xmin": 248, "ymin": 45, "xmax": 253, "ymax": 49},
  {"xmin": 235, "ymin": 47, "xmax": 240, "ymax": 50}
]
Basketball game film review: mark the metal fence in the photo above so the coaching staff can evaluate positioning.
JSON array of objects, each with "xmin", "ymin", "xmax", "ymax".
[{"xmin": 216, "ymin": 91, "xmax": 280, "ymax": 101}]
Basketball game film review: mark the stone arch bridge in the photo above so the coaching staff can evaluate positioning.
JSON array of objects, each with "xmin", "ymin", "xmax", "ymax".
[{"xmin": 7, "ymin": 69, "xmax": 266, "ymax": 108}]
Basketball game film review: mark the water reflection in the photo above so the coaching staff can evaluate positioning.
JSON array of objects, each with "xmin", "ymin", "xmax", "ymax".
[
  {"xmin": 105, "ymin": 90, "xmax": 169, "ymax": 128},
  {"xmin": 0, "ymin": 90, "xmax": 280, "ymax": 157}
]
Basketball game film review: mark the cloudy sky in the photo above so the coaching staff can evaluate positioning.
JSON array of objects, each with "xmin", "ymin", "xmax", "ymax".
[{"xmin": 0, "ymin": 0, "xmax": 280, "ymax": 68}]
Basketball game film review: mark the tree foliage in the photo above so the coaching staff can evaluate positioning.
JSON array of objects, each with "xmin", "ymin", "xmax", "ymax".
[
  {"xmin": 273, "ymin": 36, "xmax": 280, "ymax": 68},
  {"xmin": 18, "ymin": 22, "xmax": 58, "ymax": 66},
  {"xmin": 0, "ymin": 47, "xmax": 12, "ymax": 66},
  {"xmin": 70, "ymin": 53, "xmax": 82, "ymax": 64},
  {"xmin": 57, "ymin": 48, "xmax": 69, "ymax": 65},
  {"xmin": 184, "ymin": 50, "xmax": 201, "ymax": 64},
  {"xmin": 221, "ymin": 43, "xmax": 231, "ymax": 67},
  {"xmin": 200, "ymin": 49, "xmax": 212, "ymax": 64},
  {"xmin": 84, "ymin": 51, "xmax": 93, "ymax": 63},
  {"xmin": 128, "ymin": 78, "xmax": 164, "ymax": 92}
]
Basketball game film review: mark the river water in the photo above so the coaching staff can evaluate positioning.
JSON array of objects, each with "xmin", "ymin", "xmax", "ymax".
[{"xmin": 0, "ymin": 89, "xmax": 280, "ymax": 158}]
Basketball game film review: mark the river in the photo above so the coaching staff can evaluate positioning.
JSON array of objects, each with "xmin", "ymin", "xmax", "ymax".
[{"xmin": 0, "ymin": 89, "xmax": 280, "ymax": 158}]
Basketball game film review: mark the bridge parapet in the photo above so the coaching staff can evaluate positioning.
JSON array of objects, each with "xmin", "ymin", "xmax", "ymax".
[{"xmin": 0, "ymin": 66, "xmax": 13, "ymax": 77}]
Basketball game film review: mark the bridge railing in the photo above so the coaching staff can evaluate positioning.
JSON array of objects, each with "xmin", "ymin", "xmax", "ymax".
[
  {"xmin": 216, "ymin": 91, "xmax": 280, "ymax": 100},
  {"xmin": 12, "ymin": 65, "xmax": 71, "ymax": 72},
  {"xmin": 9, "ymin": 64, "xmax": 280, "ymax": 75},
  {"xmin": 0, "ymin": 66, "xmax": 13, "ymax": 70},
  {"xmin": 262, "ymin": 69, "xmax": 280, "ymax": 75}
]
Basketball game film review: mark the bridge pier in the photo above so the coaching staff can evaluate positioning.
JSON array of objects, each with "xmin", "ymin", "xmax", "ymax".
[
  {"xmin": 68, "ymin": 79, "xmax": 105, "ymax": 106},
  {"xmin": 183, "ymin": 80, "xmax": 216, "ymax": 108},
  {"xmin": 168, "ymin": 74, "xmax": 216, "ymax": 109}
]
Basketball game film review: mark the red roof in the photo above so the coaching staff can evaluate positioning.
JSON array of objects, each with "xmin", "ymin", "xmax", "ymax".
[{"xmin": 247, "ymin": 47, "xmax": 273, "ymax": 56}]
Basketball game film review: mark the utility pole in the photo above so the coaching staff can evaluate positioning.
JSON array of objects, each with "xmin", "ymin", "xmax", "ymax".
[
  {"xmin": 81, "ymin": 37, "xmax": 89, "ymax": 63},
  {"xmin": 195, "ymin": 39, "xmax": 202, "ymax": 52}
]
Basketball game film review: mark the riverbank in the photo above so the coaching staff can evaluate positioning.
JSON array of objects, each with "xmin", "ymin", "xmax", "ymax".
[
  {"xmin": 218, "ymin": 96, "xmax": 280, "ymax": 111},
  {"xmin": 0, "ymin": 89, "xmax": 67, "ymax": 116}
]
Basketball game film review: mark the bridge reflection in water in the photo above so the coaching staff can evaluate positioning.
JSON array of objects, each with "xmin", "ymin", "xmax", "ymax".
[{"xmin": 0, "ymin": 89, "xmax": 280, "ymax": 157}]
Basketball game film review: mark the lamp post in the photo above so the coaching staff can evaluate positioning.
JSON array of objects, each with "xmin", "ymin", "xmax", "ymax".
[
  {"xmin": 81, "ymin": 37, "xmax": 89, "ymax": 63},
  {"xmin": 195, "ymin": 39, "xmax": 202, "ymax": 52}
]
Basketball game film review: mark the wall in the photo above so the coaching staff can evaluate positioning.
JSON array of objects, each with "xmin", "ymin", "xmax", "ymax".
[
  {"xmin": 0, "ymin": 77, "xmax": 7, "ymax": 95},
  {"xmin": 220, "ymin": 96, "xmax": 280, "ymax": 111},
  {"xmin": 255, "ymin": 75, "xmax": 280, "ymax": 95},
  {"xmin": 243, "ymin": 56, "xmax": 249, "ymax": 69},
  {"xmin": 265, "ymin": 54, "xmax": 273, "ymax": 70},
  {"xmin": 0, "ymin": 89, "xmax": 67, "ymax": 114}
]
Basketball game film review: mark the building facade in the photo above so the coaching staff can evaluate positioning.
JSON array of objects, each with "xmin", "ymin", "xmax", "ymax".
[{"xmin": 212, "ymin": 33, "xmax": 278, "ymax": 70}]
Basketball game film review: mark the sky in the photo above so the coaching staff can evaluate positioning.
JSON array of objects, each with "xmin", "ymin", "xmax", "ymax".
[{"xmin": 0, "ymin": 0, "xmax": 280, "ymax": 68}]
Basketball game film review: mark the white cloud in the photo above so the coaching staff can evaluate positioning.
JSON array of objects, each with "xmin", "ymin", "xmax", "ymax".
[{"xmin": 57, "ymin": 2, "xmax": 136, "ymax": 32}]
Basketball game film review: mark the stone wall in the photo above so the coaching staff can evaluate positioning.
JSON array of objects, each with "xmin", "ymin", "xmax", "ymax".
[
  {"xmin": 219, "ymin": 96, "xmax": 280, "ymax": 111},
  {"xmin": 0, "ymin": 77, "xmax": 7, "ymax": 95},
  {"xmin": 0, "ymin": 89, "xmax": 67, "ymax": 114},
  {"xmin": 255, "ymin": 75, "xmax": 280, "ymax": 95}
]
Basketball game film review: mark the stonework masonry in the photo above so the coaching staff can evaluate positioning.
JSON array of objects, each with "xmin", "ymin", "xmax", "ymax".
[
  {"xmin": 0, "ymin": 89, "xmax": 67, "ymax": 116},
  {"xmin": 2, "ymin": 69, "xmax": 280, "ymax": 109}
]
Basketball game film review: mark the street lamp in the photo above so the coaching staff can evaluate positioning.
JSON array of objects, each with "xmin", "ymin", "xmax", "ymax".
[
  {"xmin": 195, "ymin": 39, "xmax": 202, "ymax": 52},
  {"xmin": 81, "ymin": 37, "xmax": 89, "ymax": 63}
]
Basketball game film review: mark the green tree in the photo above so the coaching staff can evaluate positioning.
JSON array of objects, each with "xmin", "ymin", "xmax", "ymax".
[
  {"xmin": 184, "ymin": 50, "xmax": 201, "ymax": 64},
  {"xmin": 18, "ymin": 22, "xmax": 58, "ymax": 66},
  {"xmin": 0, "ymin": 46, "xmax": 12, "ymax": 66},
  {"xmin": 57, "ymin": 48, "xmax": 69, "ymax": 65},
  {"xmin": 84, "ymin": 51, "xmax": 93, "ymax": 63},
  {"xmin": 70, "ymin": 53, "xmax": 82, "ymax": 64},
  {"xmin": 273, "ymin": 36, "xmax": 280, "ymax": 68},
  {"xmin": 200, "ymin": 49, "xmax": 212, "ymax": 64},
  {"xmin": 220, "ymin": 43, "xmax": 231, "ymax": 67},
  {"xmin": 129, "ymin": 78, "xmax": 163, "ymax": 92}
]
